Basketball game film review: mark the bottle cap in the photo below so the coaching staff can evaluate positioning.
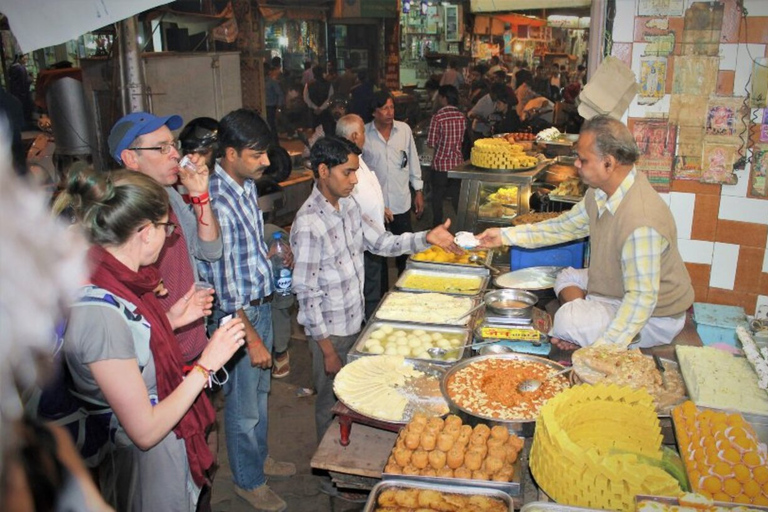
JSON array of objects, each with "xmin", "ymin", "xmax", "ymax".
[{"xmin": 272, "ymin": 232, "xmax": 282, "ymax": 239}]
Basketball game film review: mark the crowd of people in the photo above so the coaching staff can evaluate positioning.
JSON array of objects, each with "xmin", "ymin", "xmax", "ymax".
[{"xmin": 4, "ymin": 51, "xmax": 690, "ymax": 512}]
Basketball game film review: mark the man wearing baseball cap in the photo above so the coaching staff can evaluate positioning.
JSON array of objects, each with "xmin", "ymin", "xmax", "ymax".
[{"xmin": 109, "ymin": 112, "xmax": 222, "ymax": 366}]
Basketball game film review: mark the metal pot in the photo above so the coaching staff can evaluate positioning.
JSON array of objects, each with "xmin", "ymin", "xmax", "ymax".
[{"xmin": 483, "ymin": 289, "xmax": 538, "ymax": 318}]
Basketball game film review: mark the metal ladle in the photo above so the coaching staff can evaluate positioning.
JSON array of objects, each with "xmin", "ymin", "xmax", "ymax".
[
  {"xmin": 517, "ymin": 367, "xmax": 572, "ymax": 393},
  {"xmin": 468, "ymin": 254, "xmax": 500, "ymax": 275}
]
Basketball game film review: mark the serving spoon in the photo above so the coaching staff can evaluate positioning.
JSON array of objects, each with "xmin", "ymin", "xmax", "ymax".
[
  {"xmin": 517, "ymin": 366, "xmax": 573, "ymax": 393},
  {"xmin": 468, "ymin": 254, "xmax": 501, "ymax": 274},
  {"xmin": 426, "ymin": 339, "xmax": 498, "ymax": 359}
]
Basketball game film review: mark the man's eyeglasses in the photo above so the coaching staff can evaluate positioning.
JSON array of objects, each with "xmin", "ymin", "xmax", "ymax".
[
  {"xmin": 129, "ymin": 140, "xmax": 182, "ymax": 155},
  {"xmin": 139, "ymin": 221, "xmax": 177, "ymax": 237}
]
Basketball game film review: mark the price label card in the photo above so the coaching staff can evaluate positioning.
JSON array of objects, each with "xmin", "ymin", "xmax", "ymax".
[{"xmin": 479, "ymin": 326, "xmax": 542, "ymax": 341}]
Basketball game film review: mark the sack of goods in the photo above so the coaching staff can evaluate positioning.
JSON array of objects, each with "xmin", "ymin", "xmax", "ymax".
[{"xmin": 470, "ymin": 138, "xmax": 538, "ymax": 170}]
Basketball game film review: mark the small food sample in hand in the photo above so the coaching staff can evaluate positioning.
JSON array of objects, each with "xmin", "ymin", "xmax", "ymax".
[
  {"xmin": 375, "ymin": 292, "xmax": 475, "ymax": 325},
  {"xmin": 334, "ymin": 355, "xmax": 449, "ymax": 422},
  {"xmin": 383, "ymin": 413, "xmax": 523, "ymax": 484},
  {"xmin": 454, "ymin": 231, "xmax": 480, "ymax": 250},
  {"xmin": 471, "ymin": 138, "xmax": 538, "ymax": 169},
  {"xmin": 373, "ymin": 486, "xmax": 508, "ymax": 512},
  {"xmin": 571, "ymin": 346, "xmax": 687, "ymax": 414},
  {"xmin": 358, "ymin": 325, "xmax": 465, "ymax": 361},
  {"xmin": 411, "ymin": 245, "xmax": 487, "ymax": 265},
  {"xmin": 445, "ymin": 358, "xmax": 569, "ymax": 421},
  {"xmin": 399, "ymin": 272, "xmax": 484, "ymax": 295},
  {"xmin": 672, "ymin": 401, "xmax": 768, "ymax": 505}
]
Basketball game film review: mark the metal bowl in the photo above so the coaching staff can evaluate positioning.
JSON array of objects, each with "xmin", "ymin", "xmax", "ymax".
[
  {"xmin": 484, "ymin": 289, "xmax": 537, "ymax": 318},
  {"xmin": 478, "ymin": 343, "xmax": 516, "ymax": 356}
]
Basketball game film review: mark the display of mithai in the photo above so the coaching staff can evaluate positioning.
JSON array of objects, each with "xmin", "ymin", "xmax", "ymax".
[
  {"xmin": 510, "ymin": 211, "xmax": 562, "ymax": 226},
  {"xmin": 411, "ymin": 245, "xmax": 488, "ymax": 266},
  {"xmin": 470, "ymin": 138, "xmax": 538, "ymax": 170},
  {"xmin": 571, "ymin": 346, "xmax": 687, "ymax": 414},
  {"xmin": 736, "ymin": 326, "xmax": 768, "ymax": 391},
  {"xmin": 357, "ymin": 324, "xmax": 465, "ymax": 361},
  {"xmin": 372, "ymin": 485, "xmax": 509, "ymax": 512},
  {"xmin": 397, "ymin": 271, "xmax": 485, "ymax": 296},
  {"xmin": 671, "ymin": 401, "xmax": 768, "ymax": 505},
  {"xmin": 444, "ymin": 356, "xmax": 570, "ymax": 421},
  {"xmin": 383, "ymin": 413, "xmax": 523, "ymax": 483},
  {"xmin": 333, "ymin": 355, "xmax": 449, "ymax": 422},
  {"xmin": 529, "ymin": 384, "xmax": 683, "ymax": 512},
  {"xmin": 676, "ymin": 346, "xmax": 768, "ymax": 415},
  {"xmin": 637, "ymin": 493, "xmax": 768, "ymax": 511},
  {"xmin": 375, "ymin": 292, "xmax": 476, "ymax": 326},
  {"xmin": 549, "ymin": 177, "xmax": 585, "ymax": 198}
]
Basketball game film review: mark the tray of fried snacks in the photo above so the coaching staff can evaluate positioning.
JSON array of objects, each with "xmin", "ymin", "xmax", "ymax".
[
  {"xmin": 636, "ymin": 493, "xmax": 768, "ymax": 511},
  {"xmin": 548, "ymin": 177, "xmax": 585, "ymax": 202},
  {"xmin": 671, "ymin": 401, "xmax": 768, "ymax": 505},
  {"xmin": 510, "ymin": 211, "xmax": 562, "ymax": 226},
  {"xmin": 382, "ymin": 413, "xmax": 523, "ymax": 496},
  {"xmin": 364, "ymin": 479, "xmax": 513, "ymax": 512},
  {"xmin": 408, "ymin": 246, "xmax": 492, "ymax": 273}
]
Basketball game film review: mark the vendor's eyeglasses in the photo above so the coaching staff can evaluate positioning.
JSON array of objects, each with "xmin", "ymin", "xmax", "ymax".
[{"xmin": 129, "ymin": 140, "xmax": 181, "ymax": 155}]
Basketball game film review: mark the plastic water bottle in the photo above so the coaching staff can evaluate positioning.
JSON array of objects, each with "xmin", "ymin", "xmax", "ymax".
[{"xmin": 270, "ymin": 232, "xmax": 292, "ymax": 296}]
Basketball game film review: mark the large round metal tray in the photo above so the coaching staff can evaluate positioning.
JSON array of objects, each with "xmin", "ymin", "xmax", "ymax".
[
  {"xmin": 440, "ymin": 353, "xmax": 568, "ymax": 426},
  {"xmin": 334, "ymin": 356, "xmax": 450, "ymax": 425},
  {"xmin": 494, "ymin": 266, "xmax": 564, "ymax": 291}
]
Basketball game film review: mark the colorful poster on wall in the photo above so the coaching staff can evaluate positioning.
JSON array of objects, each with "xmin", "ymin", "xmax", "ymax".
[
  {"xmin": 638, "ymin": 0, "xmax": 684, "ymax": 16},
  {"xmin": 630, "ymin": 118, "xmax": 677, "ymax": 192},
  {"xmin": 704, "ymin": 97, "xmax": 747, "ymax": 144},
  {"xmin": 750, "ymin": 146, "xmax": 768, "ymax": 198},
  {"xmin": 639, "ymin": 57, "xmax": 667, "ymax": 105},
  {"xmin": 700, "ymin": 143, "xmax": 738, "ymax": 185}
]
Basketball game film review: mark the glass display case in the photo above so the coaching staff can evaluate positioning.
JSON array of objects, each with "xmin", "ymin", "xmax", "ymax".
[{"xmin": 447, "ymin": 162, "xmax": 546, "ymax": 233}]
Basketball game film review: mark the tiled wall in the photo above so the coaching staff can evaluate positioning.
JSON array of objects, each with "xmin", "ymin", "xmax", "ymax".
[{"xmin": 612, "ymin": 0, "xmax": 768, "ymax": 315}]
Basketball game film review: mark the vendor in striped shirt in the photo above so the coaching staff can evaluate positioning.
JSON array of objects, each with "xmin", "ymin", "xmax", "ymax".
[{"xmin": 477, "ymin": 116, "xmax": 694, "ymax": 351}]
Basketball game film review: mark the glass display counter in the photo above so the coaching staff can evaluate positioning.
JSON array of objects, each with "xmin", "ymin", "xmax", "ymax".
[{"xmin": 447, "ymin": 162, "xmax": 546, "ymax": 233}]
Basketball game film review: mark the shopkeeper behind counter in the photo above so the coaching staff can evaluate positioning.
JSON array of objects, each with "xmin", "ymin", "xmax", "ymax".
[{"xmin": 477, "ymin": 115, "xmax": 694, "ymax": 351}]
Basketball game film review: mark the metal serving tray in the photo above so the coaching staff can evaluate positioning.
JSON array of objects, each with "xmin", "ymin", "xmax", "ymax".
[
  {"xmin": 348, "ymin": 321, "xmax": 472, "ymax": 366},
  {"xmin": 372, "ymin": 291, "xmax": 481, "ymax": 327},
  {"xmin": 364, "ymin": 479, "xmax": 514, "ymax": 511},
  {"xmin": 381, "ymin": 450, "xmax": 523, "ymax": 497},
  {"xmin": 395, "ymin": 268, "xmax": 490, "ymax": 296},
  {"xmin": 406, "ymin": 249, "xmax": 493, "ymax": 274}
]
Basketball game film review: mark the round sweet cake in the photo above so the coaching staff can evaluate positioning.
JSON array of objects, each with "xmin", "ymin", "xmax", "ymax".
[{"xmin": 470, "ymin": 138, "xmax": 538, "ymax": 170}]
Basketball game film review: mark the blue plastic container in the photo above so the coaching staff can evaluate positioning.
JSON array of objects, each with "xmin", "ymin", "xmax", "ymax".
[{"xmin": 509, "ymin": 239, "xmax": 587, "ymax": 271}]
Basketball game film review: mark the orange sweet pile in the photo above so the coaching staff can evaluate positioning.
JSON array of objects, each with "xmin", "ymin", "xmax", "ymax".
[{"xmin": 672, "ymin": 401, "xmax": 768, "ymax": 505}]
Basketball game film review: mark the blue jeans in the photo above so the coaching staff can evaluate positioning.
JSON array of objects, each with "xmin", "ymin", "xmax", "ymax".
[{"xmin": 211, "ymin": 304, "xmax": 273, "ymax": 490}]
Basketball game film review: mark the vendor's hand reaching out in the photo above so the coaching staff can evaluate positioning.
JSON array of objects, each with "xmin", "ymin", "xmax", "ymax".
[
  {"xmin": 475, "ymin": 227, "xmax": 504, "ymax": 249},
  {"xmin": 426, "ymin": 219, "xmax": 463, "ymax": 255},
  {"xmin": 178, "ymin": 153, "xmax": 210, "ymax": 196},
  {"xmin": 167, "ymin": 284, "xmax": 214, "ymax": 330}
]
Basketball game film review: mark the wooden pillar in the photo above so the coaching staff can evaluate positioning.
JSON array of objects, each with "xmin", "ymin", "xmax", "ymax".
[{"xmin": 232, "ymin": 0, "xmax": 266, "ymax": 114}]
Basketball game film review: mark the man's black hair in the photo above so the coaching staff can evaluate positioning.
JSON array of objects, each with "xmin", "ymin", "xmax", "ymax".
[
  {"xmin": 490, "ymin": 82, "xmax": 511, "ymax": 104},
  {"xmin": 438, "ymin": 85, "xmax": 459, "ymax": 107},
  {"xmin": 218, "ymin": 108, "xmax": 272, "ymax": 155},
  {"xmin": 308, "ymin": 136, "xmax": 361, "ymax": 177},
  {"xmin": 370, "ymin": 90, "xmax": 394, "ymax": 114}
]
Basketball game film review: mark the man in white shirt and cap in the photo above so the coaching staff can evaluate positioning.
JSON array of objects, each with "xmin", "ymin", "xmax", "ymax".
[{"xmin": 336, "ymin": 114, "xmax": 388, "ymax": 318}]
